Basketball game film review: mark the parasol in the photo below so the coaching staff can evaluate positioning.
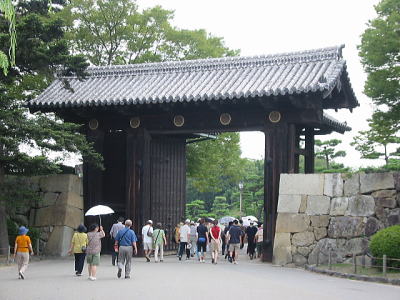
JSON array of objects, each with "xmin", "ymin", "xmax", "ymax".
[{"xmin": 85, "ymin": 205, "xmax": 114, "ymax": 226}]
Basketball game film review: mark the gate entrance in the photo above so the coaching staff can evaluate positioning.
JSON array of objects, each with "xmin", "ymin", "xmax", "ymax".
[{"xmin": 30, "ymin": 45, "xmax": 358, "ymax": 261}]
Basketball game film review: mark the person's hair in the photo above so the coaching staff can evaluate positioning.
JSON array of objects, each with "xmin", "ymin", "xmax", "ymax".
[
  {"xmin": 233, "ymin": 220, "xmax": 239, "ymax": 225},
  {"xmin": 156, "ymin": 222, "xmax": 162, "ymax": 229},
  {"xmin": 125, "ymin": 219, "xmax": 132, "ymax": 227},
  {"xmin": 117, "ymin": 216, "xmax": 124, "ymax": 223},
  {"xmin": 228, "ymin": 221, "xmax": 233, "ymax": 226},
  {"xmin": 199, "ymin": 218, "xmax": 205, "ymax": 224},
  {"xmin": 89, "ymin": 223, "xmax": 99, "ymax": 232},
  {"xmin": 77, "ymin": 224, "xmax": 87, "ymax": 233},
  {"xmin": 258, "ymin": 222, "xmax": 263, "ymax": 228},
  {"xmin": 239, "ymin": 219, "xmax": 243, "ymax": 224},
  {"xmin": 213, "ymin": 220, "xmax": 218, "ymax": 225}
]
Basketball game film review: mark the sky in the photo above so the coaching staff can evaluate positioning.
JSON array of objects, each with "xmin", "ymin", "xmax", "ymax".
[{"xmin": 137, "ymin": 0, "xmax": 383, "ymax": 168}]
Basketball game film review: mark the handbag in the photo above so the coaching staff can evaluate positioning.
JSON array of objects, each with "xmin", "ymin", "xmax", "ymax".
[{"xmin": 146, "ymin": 226, "xmax": 153, "ymax": 237}]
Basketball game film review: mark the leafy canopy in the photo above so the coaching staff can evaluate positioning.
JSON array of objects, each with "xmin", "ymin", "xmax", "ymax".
[{"xmin": 61, "ymin": 0, "xmax": 239, "ymax": 65}]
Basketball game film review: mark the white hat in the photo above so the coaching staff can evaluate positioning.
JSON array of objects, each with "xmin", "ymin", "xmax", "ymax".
[
  {"xmin": 185, "ymin": 219, "xmax": 190, "ymax": 223},
  {"xmin": 147, "ymin": 220, "xmax": 153, "ymax": 224}
]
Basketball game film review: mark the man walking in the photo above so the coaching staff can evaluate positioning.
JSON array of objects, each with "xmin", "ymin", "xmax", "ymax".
[
  {"xmin": 110, "ymin": 216, "xmax": 124, "ymax": 266},
  {"xmin": 245, "ymin": 221, "xmax": 258, "ymax": 260},
  {"xmin": 114, "ymin": 220, "xmax": 138, "ymax": 279},
  {"xmin": 141, "ymin": 220, "xmax": 153, "ymax": 262},
  {"xmin": 178, "ymin": 219, "xmax": 191, "ymax": 261},
  {"xmin": 227, "ymin": 219, "xmax": 242, "ymax": 264}
]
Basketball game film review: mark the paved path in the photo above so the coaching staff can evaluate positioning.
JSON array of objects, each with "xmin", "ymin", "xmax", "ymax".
[{"xmin": 0, "ymin": 254, "xmax": 399, "ymax": 300}]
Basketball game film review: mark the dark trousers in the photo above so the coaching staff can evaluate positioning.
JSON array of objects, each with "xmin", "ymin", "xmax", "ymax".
[
  {"xmin": 248, "ymin": 240, "xmax": 256, "ymax": 256},
  {"xmin": 74, "ymin": 253, "xmax": 86, "ymax": 274},
  {"xmin": 178, "ymin": 242, "xmax": 190, "ymax": 258}
]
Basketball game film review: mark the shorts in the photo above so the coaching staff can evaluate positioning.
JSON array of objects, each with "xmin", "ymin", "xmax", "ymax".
[
  {"xmin": 230, "ymin": 243, "xmax": 240, "ymax": 252},
  {"xmin": 143, "ymin": 242, "xmax": 153, "ymax": 250},
  {"xmin": 211, "ymin": 240, "xmax": 219, "ymax": 252},
  {"xmin": 86, "ymin": 253, "xmax": 100, "ymax": 265}
]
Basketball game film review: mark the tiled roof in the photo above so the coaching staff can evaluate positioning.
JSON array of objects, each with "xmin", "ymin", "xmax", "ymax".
[
  {"xmin": 30, "ymin": 45, "xmax": 357, "ymax": 108},
  {"xmin": 322, "ymin": 113, "xmax": 351, "ymax": 133}
]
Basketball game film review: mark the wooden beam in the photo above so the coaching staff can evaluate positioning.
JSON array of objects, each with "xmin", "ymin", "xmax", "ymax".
[{"xmin": 304, "ymin": 127, "xmax": 315, "ymax": 174}]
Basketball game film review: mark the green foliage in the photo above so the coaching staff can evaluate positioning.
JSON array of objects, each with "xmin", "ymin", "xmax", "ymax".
[
  {"xmin": 187, "ymin": 133, "xmax": 244, "ymax": 193},
  {"xmin": 0, "ymin": 0, "xmax": 16, "ymax": 74},
  {"xmin": 7, "ymin": 218, "xmax": 18, "ymax": 246},
  {"xmin": 359, "ymin": 0, "xmax": 400, "ymax": 130},
  {"xmin": 370, "ymin": 225, "xmax": 400, "ymax": 268},
  {"xmin": 0, "ymin": 176, "xmax": 40, "ymax": 212},
  {"xmin": 315, "ymin": 139, "xmax": 346, "ymax": 170},
  {"xmin": 211, "ymin": 196, "xmax": 229, "ymax": 218},
  {"xmin": 352, "ymin": 111, "xmax": 400, "ymax": 165},
  {"xmin": 61, "ymin": 0, "xmax": 239, "ymax": 66},
  {"xmin": 185, "ymin": 199, "xmax": 208, "ymax": 221}
]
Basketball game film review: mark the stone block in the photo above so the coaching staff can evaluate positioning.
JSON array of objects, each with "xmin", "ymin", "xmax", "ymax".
[
  {"xmin": 397, "ymin": 194, "xmax": 400, "ymax": 207},
  {"xmin": 13, "ymin": 214, "xmax": 29, "ymax": 226},
  {"xmin": 308, "ymin": 238, "xmax": 347, "ymax": 265},
  {"xmin": 365, "ymin": 217, "xmax": 382, "ymax": 237},
  {"xmin": 328, "ymin": 216, "xmax": 365, "ymax": 238},
  {"xmin": 38, "ymin": 192, "xmax": 60, "ymax": 208},
  {"xmin": 314, "ymin": 227, "xmax": 327, "ymax": 240},
  {"xmin": 297, "ymin": 246, "xmax": 314, "ymax": 256},
  {"xmin": 344, "ymin": 173, "xmax": 360, "ymax": 196},
  {"xmin": 272, "ymin": 233, "xmax": 292, "ymax": 266},
  {"xmin": 360, "ymin": 172, "xmax": 395, "ymax": 194},
  {"xmin": 388, "ymin": 208, "xmax": 400, "ymax": 226},
  {"xmin": 345, "ymin": 238, "xmax": 368, "ymax": 255},
  {"xmin": 279, "ymin": 174, "xmax": 324, "ymax": 195},
  {"xmin": 393, "ymin": 172, "xmax": 400, "ymax": 191},
  {"xmin": 375, "ymin": 205, "xmax": 389, "ymax": 224},
  {"xmin": 293, "ymin": 254, "xmax": 307, "ymax": 266},
  {"xmin": 275, "ymin": 213, "xmax": 310, "ymax": 233},
  {"xmin": 299, "ymin": 195, "xmax": 307, "ymax": 213},
  {"xmin": 372, "ymin": 190, "xmax": 396, "ymax": 198},
  {"xmin": 57, "ymin": 192, "xmax": 84, "ymax": 210},
  {"xmin": 277, "ymin": 195, "xmax": 302, "ymax": 213},
  {"xmin": 310, "ymin": 215, "xmax": 330, "ymax": 227},
  {"xmin": 39, "ymin": 174, "xmax": 81, "ymax": 194},
  {"xmin": 375, "ymin": 197, "xmax": 397, "ymax": 208},
  {"xmin": 330, "ymin": 197, "xmax": 349, "ymax": 216},
  {"xmin": 44, "ymin": 226, "xmax": 74, "ymax": 256},
  {"xmin": 346, "ymin": 195, "xmax": 375, "ymax": 217},
  {"xmin": 324, "ymin": 174, "xmax": 343, "ymax": 197},
  {"xmin": 292, "ymin": 231, "xmax": 315, "ymax": 247},
  {"xmin": 33, "ymin": 205, "xmax": 83, "ymax": 228},
  {"xmin": 306, "ymin": 195, "xmax": 330, "ymax": 215}
]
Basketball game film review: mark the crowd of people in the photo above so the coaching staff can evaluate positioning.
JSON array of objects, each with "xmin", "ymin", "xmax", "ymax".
[{"xmin": 12, "ymin": 216, "xmax": 263, "ymax": 280}]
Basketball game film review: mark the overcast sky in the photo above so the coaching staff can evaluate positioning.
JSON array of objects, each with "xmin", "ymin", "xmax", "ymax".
[{"xmin": 137, "ymin": 0, "xmax": 383, "ymax": 168}]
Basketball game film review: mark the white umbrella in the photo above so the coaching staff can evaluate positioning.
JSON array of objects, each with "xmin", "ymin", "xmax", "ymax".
[
  {"xmin": 242, "ymin": 216, "xmax": 258, "ymax": 227},
  {"xmin": 219, "ymin": 216, "xmax": 235, "ymax": 224},
  {"xmin": 85, "ymin": 205, "xmax": 114, "ymax": 226}
]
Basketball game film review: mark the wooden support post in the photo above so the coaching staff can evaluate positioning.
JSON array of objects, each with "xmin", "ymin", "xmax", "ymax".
[
  {"xmin": 287, "ymin": 124, "xmax": 296, "ymax": 173},
  {"xmin": 83, "ymin": 129, "xmax": 104, "ymax": 211},
  {"xmin": 294, "ymin": 129, "xmax": 301, "ymax": 173},
  {"xmin": 353, "ymin": 253, "xmax": 357, "ymax": 274},
  {"xmin": 304, "ymin": 127, "xmax": 315, "ymax": 174},
  {"xmin": 263, "ymin": 122, "xmax": 289, "ymax": 262},
  {"xmin": 383, "ymin": 255, "xmax": 387, "ymax": 277}
]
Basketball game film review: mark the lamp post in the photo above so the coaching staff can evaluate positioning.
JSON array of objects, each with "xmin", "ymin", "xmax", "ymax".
[{"xmin": 238, "ymin": 181, "xmax": 244, "ymax": 214}]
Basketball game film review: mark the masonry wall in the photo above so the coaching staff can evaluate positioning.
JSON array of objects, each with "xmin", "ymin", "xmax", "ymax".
[
  {"xmin": 273, "ymin": 172, "xmax": 400, "ymax": 267},
  {"xmin": 11, "ymin": 174, "xmax": 84, "ymax": 256}
]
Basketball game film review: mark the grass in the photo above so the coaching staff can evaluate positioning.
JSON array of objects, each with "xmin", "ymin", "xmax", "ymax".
[{"xmin": 319, "ymin": 263, "xmax": 400, "ymax": 279}]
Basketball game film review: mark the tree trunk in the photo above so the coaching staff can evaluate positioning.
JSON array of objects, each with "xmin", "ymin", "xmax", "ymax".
[
  {"xmin": 384, "ymin": 144, "xmax": 388, "ymax": 165},
  {"xmin": 0, "ymin": 163, "xmax": 9, "ymax": 255}
]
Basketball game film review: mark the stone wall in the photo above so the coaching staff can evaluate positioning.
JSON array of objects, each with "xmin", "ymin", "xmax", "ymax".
[
  {"xmin": 11, "ymin": 174, "xmax": 83, "ymax": 256},
  {"xmin": 273, "ymin": 172, "xmax": 400, "ymax": 267}
]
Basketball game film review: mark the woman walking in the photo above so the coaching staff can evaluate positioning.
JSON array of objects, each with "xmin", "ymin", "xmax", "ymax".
[
  {"xmin": 68, "ymin": 224, "xmax": 88, "ymax": 276},
  {"xmin": 210, "ymin": 220, "xmax": 221, "ymax": 264},
  {"xmin": 86, "ymin": 224, "xmax": 105, "ymax": 281},
  {"xmin": 196, "ymin": 218, "xmax": 208, "ymax": 263},
  {"xmin": 152, "ymin": 223, "xmax": 167, "ymax": 262},
  {"xmin": 13, "ymin": 226, "xmax": 34, "ymax": 279}
]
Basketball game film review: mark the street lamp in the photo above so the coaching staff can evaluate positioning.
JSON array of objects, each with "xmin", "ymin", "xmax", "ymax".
[{"xmin": 238, "ymin": 181, "xmax": 244, "ymax": 214}]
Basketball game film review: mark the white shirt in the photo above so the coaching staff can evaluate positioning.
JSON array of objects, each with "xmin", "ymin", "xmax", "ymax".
[
  {"xmin": 142, "ymin": 224, "xmax": 153, "ymax": 243},
  {"xmin": 180, "ymin": 224, "xmax": 190, "ymax": 242}
]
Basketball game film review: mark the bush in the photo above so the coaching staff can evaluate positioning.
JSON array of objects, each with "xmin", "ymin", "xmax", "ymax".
[{"xmin": 370, "ymin": 225, "xmax": 400, "ymax": 268}]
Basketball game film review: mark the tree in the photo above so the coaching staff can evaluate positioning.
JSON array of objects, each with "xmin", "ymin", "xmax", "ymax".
[
  {"xmin": 359, "ymin": 0, "xmax": 400, "ymax": 129},
  {"xmin": 61, "ymin": 0, "xmax": 238, "ymax": 66},
  {"xmin": 187, "ymin": 133, "xmax": 245, "ymax": 193},
  {"xmin": 0, "ymin": 0, "xmax": 102, "ymax": 255},
  {"xmin": 185, "ymin": 199, "xmax": 207, "ymax": 221},
  {"xmin": 315, "ymin": 139, "xmax": 346, "ymax": 170},
  {"xmin": 211, "ymin": 196, "xmax": 229, "ymax": 218},
  {"xmin": 352, "ymin": 111, "xmax": 400, "ymax": 165},
  {"xmin": 0, "ymin": 0, "xmax": 16, "ymax": 74}
]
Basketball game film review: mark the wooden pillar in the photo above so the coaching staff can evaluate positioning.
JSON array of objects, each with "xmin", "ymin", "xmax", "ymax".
[
  {"xmin": 304, "ymin": 127, "xmax": 315, "ymax": 174},
  {"xmin": 294, "ymin": 128, "xmax": 301, "ymax": 173},
  {"xmin": 287, "ymin": 124, "xmax": 296, "ymax": 173},
  {"xmin": 125, "ymin": 128, "xmax": 151, "ymax": 232},
  {"xmin": 83, "ymin": 129, "xmax": 104, "ymax": 211},
  {"xmin": 263, "ymin": 122, "xmax": 292, "ymax": 262}
]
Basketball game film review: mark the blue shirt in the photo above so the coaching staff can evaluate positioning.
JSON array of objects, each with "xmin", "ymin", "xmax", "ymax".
[{"xmin": 115, "ymin": 228, "xmax": 138, "ymax": 246}]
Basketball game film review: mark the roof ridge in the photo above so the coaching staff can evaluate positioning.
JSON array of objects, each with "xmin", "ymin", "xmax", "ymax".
[{"xmin": 61, "ymin": 45, "xmax": 345, "ymax": 78}]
